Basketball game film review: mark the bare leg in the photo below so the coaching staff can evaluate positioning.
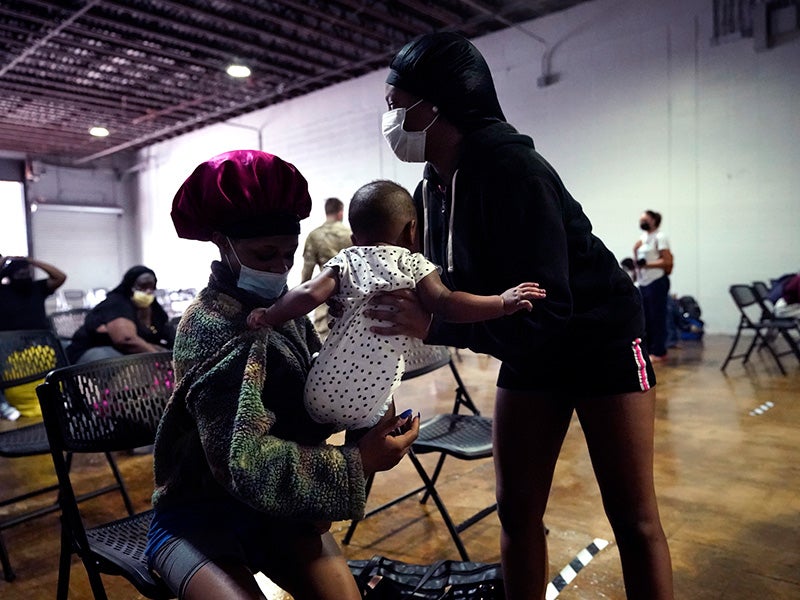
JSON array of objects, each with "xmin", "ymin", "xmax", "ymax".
[
  {"xmin": 260, "ymin": 531, "xmax": 361, "ymax": 600},
  {"xmin": 493, "ymin": 388, "xmax": 574, "ymax": 600},
  {"xmin": 576, "ymin": 389, "xmax": 674, "ymax": 599},
  {"xmin": 184, "ymin": 561, "xmax": 267, "ymax": 600},
  {"xmin": 184, "ymin": 531, "xmax": 359, "ymax": 600}
]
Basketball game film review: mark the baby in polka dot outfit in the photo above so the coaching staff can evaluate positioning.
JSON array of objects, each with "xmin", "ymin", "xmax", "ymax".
[{"xmin": 247, "ymin": 180, "xmax": 545, "ymax": 431}]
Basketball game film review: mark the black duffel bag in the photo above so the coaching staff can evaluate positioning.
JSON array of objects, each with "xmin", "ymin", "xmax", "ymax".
[{"xmin": 348, "ymin": 555, "xmax": 504, "ymax": 599}]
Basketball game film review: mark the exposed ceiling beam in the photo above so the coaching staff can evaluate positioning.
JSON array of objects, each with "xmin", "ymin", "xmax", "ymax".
[
  {"xmin": 0, "ymin": 0, "xmax": 102, "ymax": 78},
  {"xmin": 0, "ymin": 0, "xmax": 587, "ymax": 163}
]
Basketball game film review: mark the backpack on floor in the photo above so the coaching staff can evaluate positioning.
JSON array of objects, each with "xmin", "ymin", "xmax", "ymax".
[{"xmin": 677, "ymin": 295, "xmax": 704, "ymax": 340}]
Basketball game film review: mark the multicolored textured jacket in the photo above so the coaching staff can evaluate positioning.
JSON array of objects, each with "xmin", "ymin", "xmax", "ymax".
[{"xmin": 151, "ymin": 261, "xmax": 367, "ymax": 521}]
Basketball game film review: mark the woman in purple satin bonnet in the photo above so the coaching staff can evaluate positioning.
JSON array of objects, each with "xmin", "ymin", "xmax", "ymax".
[{"xmin": 145, "ymin": 150, "xmax": 427, "ymax": 600}]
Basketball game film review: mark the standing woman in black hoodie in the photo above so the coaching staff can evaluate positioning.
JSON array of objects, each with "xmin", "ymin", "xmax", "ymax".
[{"xmin": 380, "ymin": 33, "xmax": 673, "ymax": 600}]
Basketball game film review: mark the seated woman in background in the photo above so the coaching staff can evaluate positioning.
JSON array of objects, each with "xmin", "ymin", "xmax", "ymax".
[{"xmin": 66, "ymin": 266, "xmax": 174, "ymax": 364}]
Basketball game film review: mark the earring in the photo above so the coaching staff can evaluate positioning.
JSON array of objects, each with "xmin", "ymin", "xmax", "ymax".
[{"xmin": 432, "ymin": 106, "xmax": 439, "ymax": 113}]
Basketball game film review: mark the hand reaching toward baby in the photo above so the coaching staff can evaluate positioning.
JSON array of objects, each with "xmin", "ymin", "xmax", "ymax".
[{"xmin": 501, "ymin": 282, "xmax": 546, "ymax": 315}]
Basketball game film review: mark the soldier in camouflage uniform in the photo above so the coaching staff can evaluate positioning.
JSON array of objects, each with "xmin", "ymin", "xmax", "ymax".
[{"xmin": 301, "ymin": 197, "xmax": 352, "ymax": 338}]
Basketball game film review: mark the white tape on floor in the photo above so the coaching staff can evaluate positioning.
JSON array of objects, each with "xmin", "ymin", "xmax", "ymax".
[
  {"xmin": 749, "ymin": 400, "xmax": 775, "ymax": 416},
  {"xmin": 545, "ymin": 537, "xmax": 610, "ymax": 599}
]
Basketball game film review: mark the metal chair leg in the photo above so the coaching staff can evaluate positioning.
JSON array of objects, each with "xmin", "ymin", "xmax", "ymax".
[
  {"xmin": 56, "ymin": 518, "xmax": 72, "ymax": 600},
  {"xmin": 721, "ymin": 326, "xmax": 744, "ymax": 372},
  {"xmin": 0, "ymin": 531, "xmax": 16, "ymax": 582},
  {"xmin": 407, "ymin": 450, "xmax": 471, "ymax": 561}
]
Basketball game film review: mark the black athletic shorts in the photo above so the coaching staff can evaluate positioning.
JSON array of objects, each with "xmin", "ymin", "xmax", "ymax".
[{"xmin": 497, "ymin": 336, "xmax": 656, "ymax": 396}]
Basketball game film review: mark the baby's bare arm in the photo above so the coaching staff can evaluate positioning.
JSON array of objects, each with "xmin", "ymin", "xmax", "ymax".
[
  {"xmin": 415, "ymin": 272, "xmax": 545, "ymax": 323},
  {"xmin": 247, "ymin": 267, "xmax": 339, "ymax": 329}
]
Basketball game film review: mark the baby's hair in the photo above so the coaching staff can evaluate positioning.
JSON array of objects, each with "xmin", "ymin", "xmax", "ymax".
[{"xmin": 349, "ymin": 180, "xmax": 416, "ymax": 243}]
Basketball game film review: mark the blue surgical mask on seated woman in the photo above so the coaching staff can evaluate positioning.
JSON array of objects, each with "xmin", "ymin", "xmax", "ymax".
[
  {"xmin": 226, "ymin": 237, "xmax": 288, "ymax": 300},
  {"xmin": 382, "ymin": 99, "xmax": 439, "ymax": 163}
]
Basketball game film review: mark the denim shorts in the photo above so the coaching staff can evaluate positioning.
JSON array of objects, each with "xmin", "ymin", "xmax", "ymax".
[
  {"xmin": 148, "ymin": 535, "xmax": 214, "ymax": 598},
  {"xmin": 146, "ymin": 500, "xmax": 320, "ymax": 597}
]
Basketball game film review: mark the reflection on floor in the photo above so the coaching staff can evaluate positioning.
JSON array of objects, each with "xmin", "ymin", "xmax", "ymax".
[{"xmin": 1, "ymin": 335, "xmax": 798, "ymax": 599}]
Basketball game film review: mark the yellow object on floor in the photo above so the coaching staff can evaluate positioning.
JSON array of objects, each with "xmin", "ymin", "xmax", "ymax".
[
  {"xmin": 2, "ymin": 345, "xmax": 57, "ymax": 419},
  {"xmin": 4, "ymin": 380, "xmax": 44, "ymax": 419}
]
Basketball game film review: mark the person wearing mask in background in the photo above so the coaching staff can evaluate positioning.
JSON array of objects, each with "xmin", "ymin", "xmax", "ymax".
[
  {"xmin": 633, "ymin": 210, "xmax": 674, "ymax": 362},
  {"xmin": 301, "ymin": 197, "xmax": 353, "ymax": 338},
  {"xmin": 382, "ymin": 32, "xmax": 673, "ymax": 600},
  {"xmin": 146, "ymin": 150, "xmax": 422, "ymax": 599},
  {"xmin": 0, "ymin": 254, "xmax": 67, "ymax": 420},
  {"xmin": 66, "ymin": 266, "xmax": 173, "ymax": 364},
  {"xmin": 0, "ymin": 254, "xmax": 67, "ymax": 331}
]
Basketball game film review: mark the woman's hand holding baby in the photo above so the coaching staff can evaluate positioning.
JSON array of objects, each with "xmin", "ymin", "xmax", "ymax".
[{"xmin": 358, "ymin": 411, "xmax": 419, "ymax": 476}]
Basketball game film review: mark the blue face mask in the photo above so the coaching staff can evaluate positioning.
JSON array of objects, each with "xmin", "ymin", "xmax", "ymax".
[{"xmin": 227, "ymin": 238, "xmax": 288, "ymax": 300}]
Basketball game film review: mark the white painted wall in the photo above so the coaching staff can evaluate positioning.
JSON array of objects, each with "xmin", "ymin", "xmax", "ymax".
[
  {"xmin": 24, "ymin": 163, "xmax": 139, "ymax": 290},
  {"xmin": 136, "ymin": 0, "xmax": 800, "ymax": 334}
]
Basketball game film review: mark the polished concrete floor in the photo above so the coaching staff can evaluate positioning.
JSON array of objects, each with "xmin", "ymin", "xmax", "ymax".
[{"xmin": 1, "ymin": 334, "xmax": 798, "ymax": 599}]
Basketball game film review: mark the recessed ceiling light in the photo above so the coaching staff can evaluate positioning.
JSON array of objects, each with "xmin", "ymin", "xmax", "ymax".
[
  {"xmin": 89, "ymin": 126, "xmax": 109, "ymax": 137},
  {"xmin": 226, "ymin": 64, "xmax": 251, "ymax": 78}
]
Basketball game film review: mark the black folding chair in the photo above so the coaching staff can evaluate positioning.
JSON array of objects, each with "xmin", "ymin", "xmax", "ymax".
[
  {"xmin": 751, "ymin": 281, "xmax": 773, "ymax": 309},
  {"xmin": 752, "ymin": 280, "xmax": 798, "ymax": 323},
  {"xmin": 753, "ymin": 279, "xmax": 800, "ymax": 358},
  {"xmin": 343, "ymin": 343, "xmax": 495, "ymax": 561},
  {"xmin": 36, "ymin": 351, "xmax": 175, "ymax": 599},
  {"xmin": 0, "ymin": 329, "xmax": 133, "ymax": 582},
  {"xmin": 721, "ymin": 284, "xmax": 800, "ymax": 375},
  {"xmin": 48, "ymin": 308, "xmax": 91, "ymax": 342}
]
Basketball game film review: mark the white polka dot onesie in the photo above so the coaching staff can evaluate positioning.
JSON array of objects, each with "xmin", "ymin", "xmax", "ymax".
[{"xmin": 304, "ymin": 245, "xmax": 437, "ymax": 430}]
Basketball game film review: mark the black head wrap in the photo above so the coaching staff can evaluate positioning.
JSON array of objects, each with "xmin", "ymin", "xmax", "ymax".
[
  {"xmin": 386, "ymin": 32, "xmax": 506, "ymax": 133},
  {"xmin": 110, "ymin": 265, "xmax": 157, "ymax": 298},
  {"xmin": 0, "ymin": 257, "xmax": 30, "ymax": 279}
]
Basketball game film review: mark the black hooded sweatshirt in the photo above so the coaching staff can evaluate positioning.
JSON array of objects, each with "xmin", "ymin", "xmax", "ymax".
[{"xmin": 416, "ymin": 122, "xmax": 644, "ymax": 366}]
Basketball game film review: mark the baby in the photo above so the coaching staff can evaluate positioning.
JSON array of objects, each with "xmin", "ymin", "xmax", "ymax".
[{"xmin": 248, "ymin": 180, "xmax": 545, "ymax": 431}]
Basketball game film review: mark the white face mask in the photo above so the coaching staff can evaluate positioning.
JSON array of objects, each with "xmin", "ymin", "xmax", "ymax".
[
  {"xmin": 226, "ymin": 238, "xmax": 288, "ymax": 300},
  {"xmin": 382, "ymin": 99, "xmax": 439, "ymax": 163}
]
